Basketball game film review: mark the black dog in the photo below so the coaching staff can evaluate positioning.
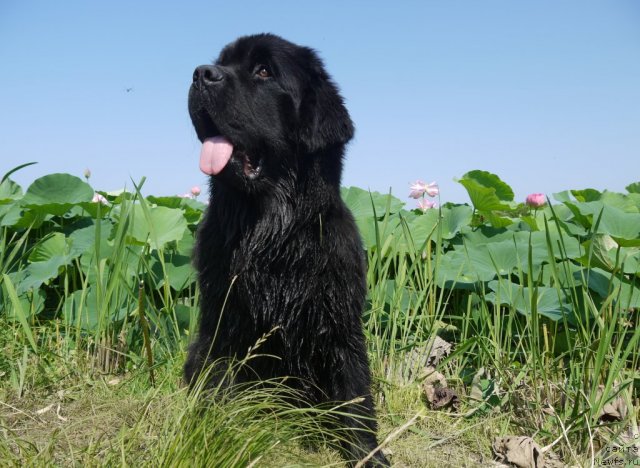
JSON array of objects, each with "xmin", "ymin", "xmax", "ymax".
[{"xmin": 185, "ymin": 34, "xmax": 388, "ymax": 467}]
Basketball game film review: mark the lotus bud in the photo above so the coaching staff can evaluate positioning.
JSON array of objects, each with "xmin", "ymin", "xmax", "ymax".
[
  {"xmin": 525, "ymin": 193, "xmax": 545, "ymax": 208},
  {"xmin": 92, "ymin": 193, "xmax": 107, "ymax": 204}
]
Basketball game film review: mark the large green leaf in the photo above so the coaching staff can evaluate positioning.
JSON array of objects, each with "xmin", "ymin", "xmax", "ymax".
[
  {"xmin": 462, "ymin": 234, "xmax": 547, "ymax": 278},
  {"xmin": 618, "ymin": 247, "xmax": 640, "ymax": 275},
  {"xmin": 541, "ymin": 261, "xmax": 583, "ymax": 289},
  {"xmin": 62, "ymin": 286, "xmax": 128, "ymax": 331},
  {"xmin": 562, "ymin": 201, "xmax": 595, "ymax": 230},
  {"xmin": 341, "ymin": 186, "xmax": 404, "ymax": 219},
  {"xmin": 74, "ymin": 200, "xmax": 112, "ymax": 219},
  {"xmin": 482, "ymin": 211, "xmax": 514, "ymax": 228},
  {"xmin": 577, "ymin": 235, "xmax": 640, "ymax": 274},
  {"xmin": 462, "ymin": 230, "xmax": 559, "ymax": 270},
  {"xmin": 151, "ymin": 253, "xmax": 196, "ymax": 291},
  {"xmin": 147, "ymin": 195, "xmax": 206, "ymax": 224},
  {"xmin": 486, "ymin": 280, "xmax": 574, "ymax": 322},
  {"xmin": 21, "ymin": 232, "xmax": 74, "ymax": 291},
  {"xmin": 552, "ymin": 191, "xmax": 573, "ymax": 203},
  {"xmin": 458, "ymin": 177, "xmax": 512, "ymax": 212},
  {"xmin": 540, "ymin": 224, "xmax": 583, "ymax": 260},
  {"xmin": 353, "ymin": 212, "xmax": 401, "ymax": 250},
  {"xmin": 436, "ymin": 249, "xmax": 496, "ymax": 287},
  {"xmin": 571, "ymin": 188, "xmax": 601, "ymax": 202},
  {"xmin": 462, "ymin": 226, "xmax": 514, "ymax": 244},
  {"xmin": 70, "ymin": 220, "xmax": 115, "ymax": 282},
  {"xmin": 383, "ymin": 279, "xmax": 417, "ymax": 316},
  {"xmin": 580, "ymin": 268, "xmax": 640, "ymax": 308},
  {"xmin": 626, "ymin": 181, "xmax": 640, "ymax": 194},
  {"xmin": 116, "ymin": 244, "xmax": 146, "ymax": 279},
  {"xmin": 550, "ymin": 204, "xmax": 589, "ymax": 237},
  {"xmin": 174, "ymin": 303, "xmax": 195, "ymax": 332},
  {"xmin": 0, "ymin": 204, "xmax": 47, "ymax": 229},
  {"xmin": 0, "ymin": 179, "xmax": 23, "ymax": 203},
  {"xmin": 146, "ymin": 195, "xmax": 184, "ymax": 209},
  {"xmin": 176, "ymin": 230, "xmax": 196, "ymax": 257},
  {"xmin": 402, "ymin": 210, "xmax": 439, "ymax": 250},
  {"xmin": 599, "ymin": 191, "xmax": 640, "ymax": 213},
  {"xmin": 461, "ymin": 170, "xmax": 514, "ymax": 201},
  {"xmin": 577, "ymin": 235, "xmax": 617, "ymax": 272},
  {"xmin": 342, "ymin": 188, "xmax": 424, "ymax": 251},
  {"xmin": 179, "ymin": 197, "xmax": 207, "ymax": 224},
  {"xmin": 22, "ymin": 173, "xmax": 94, "ymax": 215},
  {"xmin": 128, "ymin": 205, "xmax": 188, "ymax": 250},
  {"xmin": 464, "ymin": 170, "xmax": 514, "ymax": 201},
  {"xmin": 610, "ymin": 277, "xmax": 640, "ymax": 309},
  {"xmin": 1, "ymin": 288, "xmax": 45, "ymax": 319},
  {"xmin": 28, "ymin": 232, "xmax": 68, "ymax": 262},
  {"xmin": 23, "ymin": 257, "xmax": 70, "ymax": 291},
  {"xmin": 62, "ymin": 289, "xmax": 96, "ymax": 330},
  {"xmin": 163, "ymin": 254, "xmax": 195, "ymax": 290},
  {"xmin": 68, "ymin": 220, "xmax": 113, "ymax": 257},
  {"xmin": 598, "ymin": 206, "xmax": 640, "ymax": 247},
  {"xmin": 439, "ymin": 205, "xmax": 473, "ymax": 239},
  {"xmin": 563, "ymin": 202, "xmax": 640, "ymax": 245}
]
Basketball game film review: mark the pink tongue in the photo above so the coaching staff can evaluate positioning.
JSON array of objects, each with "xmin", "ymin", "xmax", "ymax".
[{"xmin": 199, "ymin": 136, "xmax": 233, "ymax": 175}]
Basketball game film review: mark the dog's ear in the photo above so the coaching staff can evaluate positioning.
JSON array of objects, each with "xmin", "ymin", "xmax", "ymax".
[{"xmin": 298, "ymin": 49, "xmax": 354, "ymax": 153}]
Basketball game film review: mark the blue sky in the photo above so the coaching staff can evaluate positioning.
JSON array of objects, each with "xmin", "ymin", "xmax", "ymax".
[{"xmin": 1, "ymin": 1, "xmax": 639, "ymax": 206}]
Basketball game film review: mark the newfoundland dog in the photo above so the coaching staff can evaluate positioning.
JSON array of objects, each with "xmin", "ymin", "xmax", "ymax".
[{"xmin": 185, "ymin": 33, "xmax": 388, "ymax": 467}]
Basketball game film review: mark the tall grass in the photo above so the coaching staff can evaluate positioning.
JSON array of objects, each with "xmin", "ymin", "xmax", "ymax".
[
  {"xmin": 0, "ymin": 353, "xmax": 348, "ymax": 466},
  {"xmin": 363, "ymin": 201, "xmax": 639, "ymax": 464},
  {"xmin": 1, "ymin": 177, "xmax": 639, "ymax": 466}
]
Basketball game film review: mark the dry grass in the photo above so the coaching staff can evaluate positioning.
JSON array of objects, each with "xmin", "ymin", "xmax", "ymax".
[{"xmin": 0, "ymin": 349, "xmax": 497, "ymax": 467}]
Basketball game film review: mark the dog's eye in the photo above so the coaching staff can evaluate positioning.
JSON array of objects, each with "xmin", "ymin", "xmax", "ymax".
[{"xmin": 255, "ymin": 65, "xmax": 271, "ymax": 79}]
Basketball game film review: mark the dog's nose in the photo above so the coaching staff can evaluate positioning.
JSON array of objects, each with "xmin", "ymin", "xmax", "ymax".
[{"xmin": 193, "ymin": 65, "xmax": 224, "ymax": 86}]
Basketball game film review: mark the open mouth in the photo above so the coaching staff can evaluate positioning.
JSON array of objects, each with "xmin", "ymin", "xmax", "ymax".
[
  {"xmin": 196, "ymin": 111, "xmax": 263, "ymax": 179},
  {"xmin": 238, "ymin": 150, "xmax": 263, "ymax": 179}
]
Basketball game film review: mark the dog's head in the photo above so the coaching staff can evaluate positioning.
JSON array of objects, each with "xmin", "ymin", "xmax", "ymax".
[{"xmin": 188, "ymin": 34, "xmax": 354, "ymax": 192}]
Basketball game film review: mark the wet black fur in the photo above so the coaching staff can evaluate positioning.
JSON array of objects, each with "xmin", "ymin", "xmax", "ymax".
[{"xmin": 185, "ymin": 34, "xmax": 388, "ymax": 466}]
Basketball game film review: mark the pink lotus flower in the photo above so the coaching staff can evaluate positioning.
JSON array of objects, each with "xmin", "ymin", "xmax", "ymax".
[
  {"xmin": 425, "ymin": 181, "xmax": 439, "ymax": 197},
  {"xmin": 417, "ymin": 198, "xmax": 436, "ymax": 212},
  {"xmin": 409, "ymin": 180, "xmax": 427, "ymax": 199},
  {"xmin": 409, "ymin": 180, "xmax": 439, "ymax": 199},
  {"xmin": 92, "ymin": 193, "xmax": 108, "ymax": 204},
  {"xmin": 525, "ymin": 193, "xmax": 545, "ymax": 208},
  {"xmin": 191, "ymin": 185, "xmax": 201, "ymax": 197}
]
